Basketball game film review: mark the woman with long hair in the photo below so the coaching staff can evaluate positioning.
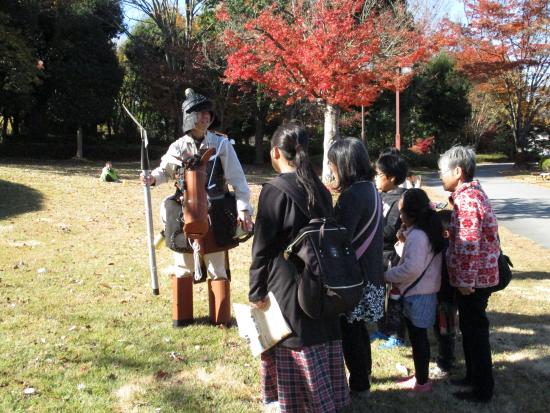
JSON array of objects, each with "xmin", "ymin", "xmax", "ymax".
[
  {"xmin": 249, "ymin": 122, "xmax": 349, "ymax": 412},
  {"xmin": 327, "ymin": 138, "xmax": 385, "ymax": 399}
]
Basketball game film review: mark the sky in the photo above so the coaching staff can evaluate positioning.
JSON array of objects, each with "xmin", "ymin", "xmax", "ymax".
[{"xmin": 118, "ymin": 0, "xmax": 468, "ymax": 44}]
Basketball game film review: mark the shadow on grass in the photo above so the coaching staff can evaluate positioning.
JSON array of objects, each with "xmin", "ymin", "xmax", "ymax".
[
  {"xmin": 491, "ymin": 197, "xmax": 550, "ymax": 220},
  {"xmin": 0, "ymin": 158, "xmax": 143, "ymax": 179},
  {"xmin": 510, "ymin": 270, "xmax": 550, "ymax": 281},
  {"xmin": 0, "ymin": 158, "xmax": 276, "ymax": 184},
  {"xmin": 0, "ymin": 179, "xmax": 44, "ymax": 219}
]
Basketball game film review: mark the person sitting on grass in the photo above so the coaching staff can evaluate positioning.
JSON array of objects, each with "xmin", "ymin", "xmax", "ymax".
[{"xmin": 100, "ymin": 161, "xmax": 121, "ymax": 183}]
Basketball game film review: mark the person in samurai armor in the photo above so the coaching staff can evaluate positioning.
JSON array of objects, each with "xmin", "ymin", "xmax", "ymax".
[{"xmin": 141, "ymin": 88, "xmax": 253, "ymax": 326}]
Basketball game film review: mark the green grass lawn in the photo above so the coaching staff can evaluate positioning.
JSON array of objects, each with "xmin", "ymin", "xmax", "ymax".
[{"xmin": 1, "ymin": 159, "xmax": 549, "ymax": 413}]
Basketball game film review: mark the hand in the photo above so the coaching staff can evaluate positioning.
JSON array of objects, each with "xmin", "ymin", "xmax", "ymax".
[
  {"xmin": 250, "ymin": 297, "xmax": 269, "ymax": 310},
  {"xmin": 397, "ymin": 225, "xmax": 407, "ymax": 243},
  {"xmin": 238, "ymin": 210, "xmax": 254, "ymax": 232},
  {"xmin": 140, "ymin": 173, "xmax": 155, "ymax": 186},
  {"xmin": 458, "ymin": 286, "xmax": 475, "ymax": 295}
]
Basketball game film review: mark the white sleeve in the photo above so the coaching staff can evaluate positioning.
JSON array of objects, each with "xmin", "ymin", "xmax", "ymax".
[
  {"xmin": 219, "ymin": 139, "xmax": 253, "ymax": 213},
  {"xmin": 150, "ymin": 141, "xmax": 184, "ymax": 186}
]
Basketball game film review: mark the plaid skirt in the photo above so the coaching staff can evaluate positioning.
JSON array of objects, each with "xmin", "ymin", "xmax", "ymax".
[{"xmin": 261, "ymin": 340, "xmax": 350, "ymax": 413}]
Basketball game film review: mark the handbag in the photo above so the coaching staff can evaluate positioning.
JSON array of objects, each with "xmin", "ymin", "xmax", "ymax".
[{"xmin": 490, "ymin": 250, "xmax": 513, "ymax": 292}]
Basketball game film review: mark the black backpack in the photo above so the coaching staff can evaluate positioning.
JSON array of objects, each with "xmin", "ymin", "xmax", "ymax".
[{"xmin": 268, "ymin": 179, "xmax": 364, "ymax": 319}]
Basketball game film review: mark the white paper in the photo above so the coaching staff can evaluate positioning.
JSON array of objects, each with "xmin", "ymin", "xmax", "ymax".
[{"xmin": 233, "ymin": 291, "xmax": 292, "ymax": 357}]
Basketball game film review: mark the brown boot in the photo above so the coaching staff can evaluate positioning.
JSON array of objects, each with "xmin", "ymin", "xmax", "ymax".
[
  {"xmin": 172, "ymin": 275, "xmax": 193, "ymax": 327},
  {"xmin": 208, "ymin": 279, "xmax": 231, "ymax": 325}
]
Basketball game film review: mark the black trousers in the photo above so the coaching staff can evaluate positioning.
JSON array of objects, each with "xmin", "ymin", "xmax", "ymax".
[
  {"xmin": 340, "ymin": 318, "xmax": 371, "ymax": 392},
  {"xmin": 405, "ymin": 317, "xmax": 430, "ymax": 385},
  {"xmin": 434, "ymin": 301, "xmax": 457, "ymax": 371},
  {"xmin": 377, "ymin": 297, "xmax": 407, "ymax": 340},
  {"xmin": 457, "ymin": 288, "xmax": 494, "ymax": 399}
]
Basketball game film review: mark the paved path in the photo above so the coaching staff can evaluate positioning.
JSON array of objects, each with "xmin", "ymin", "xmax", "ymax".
[{"xmin": 423, "ymin": 163, "xmax": 550, "ymax": 249}]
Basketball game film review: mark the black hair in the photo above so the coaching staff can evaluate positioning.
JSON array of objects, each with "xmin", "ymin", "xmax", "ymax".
[
  {"xmin": 271, "ymin": 122, "xmax": 332, "ymax": 216},
  {"xmin": 376, "ymin": 154, "xmax": 408, "ymax": 185},
  {"xmin": 401, "ymin": 189, "xmax": 444, "ymax": 254},
  {"xmin": 327, "ymin": 137, "xmax": 375, "ymax": 191},
  {"xmin": 437, "ymin": 209, "xmax": 452, "ymax": 231},
  {"xmin": 382, "ymin": 147, "xmax": 401, "ymax": 156}
]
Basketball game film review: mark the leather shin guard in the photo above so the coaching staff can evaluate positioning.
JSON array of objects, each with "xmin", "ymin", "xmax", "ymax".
[
  {"xmin": 208, "ymin": 279, "xmax": 231, "ymax": 325},
  {"xmin": 172, "ymin": 275, "xmax": 193, "ymax": 327}
]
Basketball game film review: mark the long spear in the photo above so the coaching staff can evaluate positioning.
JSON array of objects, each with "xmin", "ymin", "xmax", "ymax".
[{"xmin": 122, "ymin": 104, "xmax": 159, "ymax": 295}]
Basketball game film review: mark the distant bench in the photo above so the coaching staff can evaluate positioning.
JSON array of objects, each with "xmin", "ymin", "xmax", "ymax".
[{"xmin": 540, "ymin": 172, "xmax": 550, "ymax": 181}]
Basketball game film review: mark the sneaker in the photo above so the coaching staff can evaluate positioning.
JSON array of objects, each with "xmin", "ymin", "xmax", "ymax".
[
  {"xmin": 429, "ymin": 365, "xmax": 450, "ymax": 379},
  {"xmin": 369, "ymin": 331, "xmax": 388, "ymax": 341},
  {"xmin": 395, "ymin": 374, "xmax": 415, "ymax": 383},
  {"xmin": 397, "ymin": 376, "xmax": 433, "ymax": 392},
  {"xmin": 263, "ymin": 401, "xmax": 280, "ymax": 412},
  {"xmin": 395, "ymin": 363, "xmax": 410, "ymax": 376},
  {"xmin": 379, "ymin": 336, "xmax": 405, "ymax": 350}
]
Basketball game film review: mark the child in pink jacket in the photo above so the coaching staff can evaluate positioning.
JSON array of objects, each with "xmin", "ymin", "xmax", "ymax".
[{"xmin": 385, "ymin": 189, "xmax": 443, "ymax": 392}]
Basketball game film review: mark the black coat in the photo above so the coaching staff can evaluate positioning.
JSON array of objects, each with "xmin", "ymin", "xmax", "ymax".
[
  {"xmin": 334, "ymin": 181, "xmax": 384, "ymax": 287},
  {"xmin": 249, "ymin": 173, "xmax": 340, "ymax": 348},
  {"xmin": 380, "ymin": 187, "xmax": 407, "ymax": 267}
]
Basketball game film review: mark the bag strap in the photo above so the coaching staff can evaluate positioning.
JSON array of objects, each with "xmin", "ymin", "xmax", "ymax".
[
  {"xmin": 354, "ymin": 183, "xmax": 383, "ymax": 259},
  {"xmin": 401, "ymin": 253, "xmax": 437, "ymax": 297},
  {"xmin": 206, "ymin": 138, "xmax": 227, "ymax": 190},
  {"xmin": 267, "ymin": 177, "xmax": 311, "ymax": 219},
  {"xmin": 352, "ymin": 182, "xmax": 379, "ymax": 242}
]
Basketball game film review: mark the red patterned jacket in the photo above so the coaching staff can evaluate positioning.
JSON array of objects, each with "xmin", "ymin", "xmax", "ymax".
[{"xmin": 447, "ymin": 180, "xmax": 500, "ymax": 288}]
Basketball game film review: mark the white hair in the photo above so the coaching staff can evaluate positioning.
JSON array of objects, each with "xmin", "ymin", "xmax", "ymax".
[{"xmin": 438, "ymin": 145, "xmax": 476, "ymax": 181}]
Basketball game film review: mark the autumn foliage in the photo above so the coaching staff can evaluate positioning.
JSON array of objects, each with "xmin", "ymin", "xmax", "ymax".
[
  {"xmin": 409, "ymin": 136, "xmax": 435, "ymax": 155},
  {"xmin": 453, "ymin": 0, "xmax": 550, "ymax": 154},
  {"xmin": 221, "ymin": 0, "xmax": 444, "ymax": 110}
]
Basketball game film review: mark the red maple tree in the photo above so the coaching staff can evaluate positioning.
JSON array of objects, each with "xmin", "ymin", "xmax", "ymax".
[
  {"xmin": 453, "ymin": 0, "xmax": 550, "ymax": 160},
  {"xmin": 221, "ymin": 0, "xmax": 443, "ymax": 179}
]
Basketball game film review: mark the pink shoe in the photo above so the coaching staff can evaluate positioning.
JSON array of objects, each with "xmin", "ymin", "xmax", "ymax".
[
  {"xmin": 397, "ymin": 376, "xmax": 433, "ymax": 392},
  {"xmin": 396, "ymin": 374, "xmax": 415, "ymax": 383}
]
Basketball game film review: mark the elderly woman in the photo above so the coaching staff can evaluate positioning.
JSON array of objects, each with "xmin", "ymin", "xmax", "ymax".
[{"xmin": 438, "ymin": 145, "xmax": 500, "ymax": 403}]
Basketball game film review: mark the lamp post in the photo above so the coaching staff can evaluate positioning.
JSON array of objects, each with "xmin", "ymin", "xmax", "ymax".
[{"xmin": 395, "ymin": 66, "xmax": 412, "ymax": 151}]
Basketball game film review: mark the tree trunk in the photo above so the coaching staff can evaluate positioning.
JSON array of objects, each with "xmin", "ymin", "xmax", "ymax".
[
  {"xmin": 1, "ymin": 112, "xmax": 7, "ymax": 142},
  {"xmin": 254, "ymin": 106, "xmax": 265, "ymax": 165},
  {"xmin": 322, "ymin": 102, "xmax": 340, "ymax": 182},
  {"xmin": 75, "ymin": 126, "xmax": 83, "ymax": 159},
  {"xmin": 12, "ymin": 114, "xmax": 19, "ymax": 138},
  {"xmin": 512, "ymin": 125, "xmax": 529, "ymax": 166}
]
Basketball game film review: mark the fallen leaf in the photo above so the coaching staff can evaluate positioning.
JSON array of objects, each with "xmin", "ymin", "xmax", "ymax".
[
  {"xmin": 99, "ymin": 283, "xmax": 112, "ymax": 289},
  {"xmin": 154, "ymin": 371, "xmax": 170, "ymax": 381},
  {"xmin": 23, "ymin": 387, "xmax": 36, "ymax": 395},
  {"xmin": 169, "ymin": 351, "xmax": 185, "ymax": 362}
]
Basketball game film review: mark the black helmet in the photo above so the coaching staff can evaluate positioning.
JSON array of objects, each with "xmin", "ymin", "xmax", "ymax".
[{"xmin": 181, "ymin": 88, "xmax": 216, "ymax": 134}]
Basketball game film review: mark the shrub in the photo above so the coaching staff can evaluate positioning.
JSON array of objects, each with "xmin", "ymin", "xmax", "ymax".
[
  {"xmin": 476, "ymin": 153, "xmax": 510, "ymax": 163},
  {"xmin": 400, "ymin": 150, "xmax": 439, "ymax": 169},
  {"xmin": 541, "ymin": 158, "xmax": 550, "ymax": 172}
]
